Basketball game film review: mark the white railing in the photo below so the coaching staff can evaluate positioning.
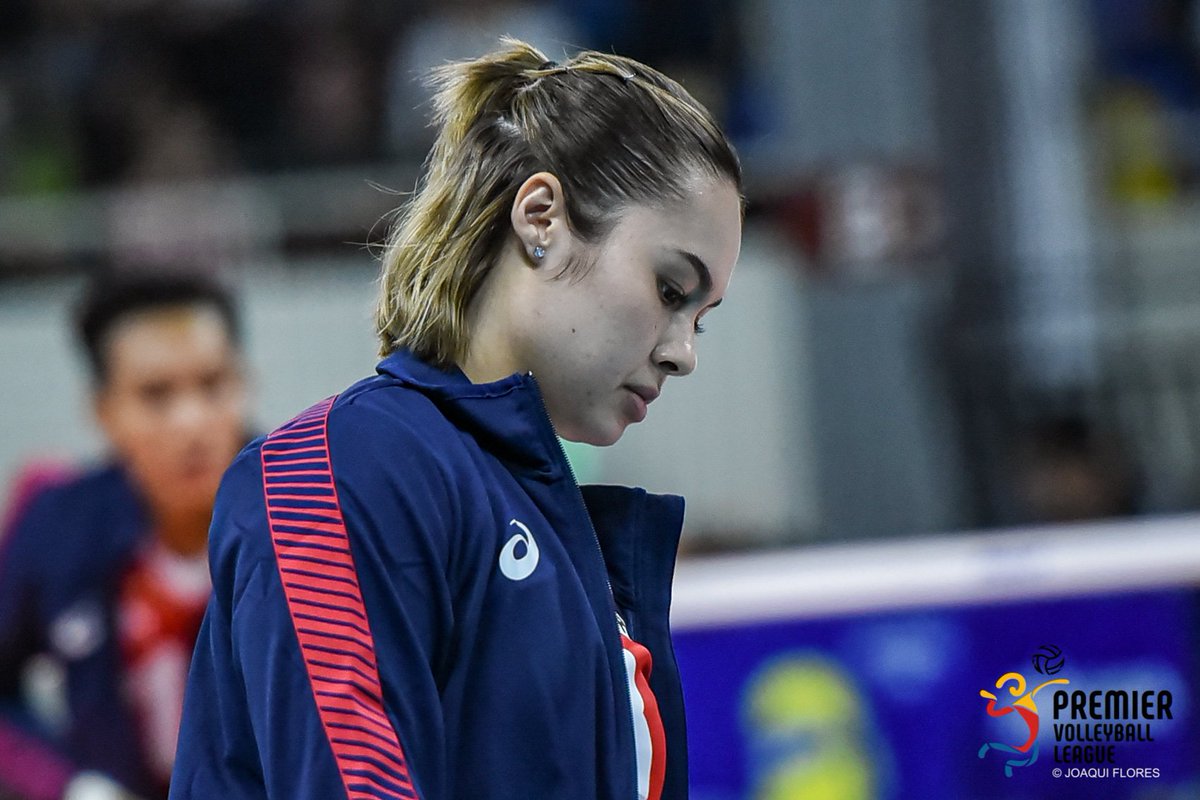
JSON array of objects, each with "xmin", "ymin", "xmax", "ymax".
[{"xmin": 671, "ymin": 513, "xmax": 1200, "ymax": 629}]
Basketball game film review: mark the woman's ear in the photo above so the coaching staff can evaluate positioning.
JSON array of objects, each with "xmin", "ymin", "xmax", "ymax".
[{"xmin": 510, "ymin": 171, "xmax": 568, "ymax": 265}]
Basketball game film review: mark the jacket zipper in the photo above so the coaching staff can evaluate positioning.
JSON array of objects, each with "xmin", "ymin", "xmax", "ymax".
[{"xmin": 527, "ymin": 374, "xmax": 640, "ymax": 798}]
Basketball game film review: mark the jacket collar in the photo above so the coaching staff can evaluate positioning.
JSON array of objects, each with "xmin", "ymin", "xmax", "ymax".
[
  {"xmin": 376, "ymin": 348, "xmax": 564, "ymax": 479},
  {"xmin": 376, "ymin": 349, "xmax": 686, "ymax": 613},
  {"xmin": 582, "ymin": 485, "xmax": 685, "ymax": 616}
]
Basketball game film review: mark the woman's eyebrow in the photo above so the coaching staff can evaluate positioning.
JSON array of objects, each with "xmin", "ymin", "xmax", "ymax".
[{"xmin": 673, "ymin": 249, "xmax": 712, "ymax": 295}]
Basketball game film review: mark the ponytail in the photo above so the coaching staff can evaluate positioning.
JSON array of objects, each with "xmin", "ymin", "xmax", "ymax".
[{"xmin": 425, "ymin": 39, "xmax": 546, "ymax": 180}]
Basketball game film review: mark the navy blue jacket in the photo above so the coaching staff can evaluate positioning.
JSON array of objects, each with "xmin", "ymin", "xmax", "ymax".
[
  {"xmin": 0, "ymin": 465, "xmax": 161, "ymax": 799},
  {"xmin": 171, "ymin": 350, "xmax": 689, "ymax": 799}
]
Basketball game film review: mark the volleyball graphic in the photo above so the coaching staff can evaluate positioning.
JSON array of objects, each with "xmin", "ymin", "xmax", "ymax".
[{"xmin": 1031, "ymin": 645, "xmax": 1065, "ymax": 675}]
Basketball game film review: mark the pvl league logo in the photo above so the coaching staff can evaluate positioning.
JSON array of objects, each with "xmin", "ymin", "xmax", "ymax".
[{"xmin": 978, "ymin": 646, "xmax": 1070, "ymax": 777}]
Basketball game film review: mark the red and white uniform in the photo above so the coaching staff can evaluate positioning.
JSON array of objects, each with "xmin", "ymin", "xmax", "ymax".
[{"xmin": 117, "ymin": 541, "xmax": 210, "ymax": 789}]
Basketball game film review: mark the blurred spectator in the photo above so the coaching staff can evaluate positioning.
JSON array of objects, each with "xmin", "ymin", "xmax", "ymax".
[
  {"xmin": 123, "ymin": 101, "xmax": 239, "ymax": 185},
  {"xmin": 0, "ymin": 269, "xmax": 250, "ymax": 800},
  {"xmin": 279, "ymin": 31, "xmax": 379, "ymax": 167},
  {"xmin": 103, "ymin": 98, "xmax": 281, "ymax": 269},
  {"xmin": 1008, "ymin": 414, "xmax": 1141, "ymax": 524}
]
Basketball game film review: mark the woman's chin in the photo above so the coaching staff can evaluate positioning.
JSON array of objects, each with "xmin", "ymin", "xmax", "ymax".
[{"xmin": 561, "ymin": 418, "xmax": 627, "ymax": 448}]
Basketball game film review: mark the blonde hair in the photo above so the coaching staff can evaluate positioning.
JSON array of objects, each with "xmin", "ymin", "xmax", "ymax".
[{"xmin": 375, "ymin": 37, "xmax": 742, "ymax": 365}]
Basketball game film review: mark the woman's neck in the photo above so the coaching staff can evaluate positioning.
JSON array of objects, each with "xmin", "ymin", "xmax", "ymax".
[
  {"xmin": 460, "ymin": 269, "xmax": 523, "ymax": 384},
  {"xmin": 153, "ymin": 507, "xmax": 211, "ymax": 557}
]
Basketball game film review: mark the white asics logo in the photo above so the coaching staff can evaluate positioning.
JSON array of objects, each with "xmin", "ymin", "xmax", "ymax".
[{"xmin": 499, "ymin": 519, "xmax": 540, "ymax": 581}]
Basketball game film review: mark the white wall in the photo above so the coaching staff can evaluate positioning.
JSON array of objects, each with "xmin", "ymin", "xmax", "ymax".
[
  {"xmin": 0, "ymin": 277, "xmax": 103, "ymax": 476},
  {"xmin": 0, "ymin": 233, "xmax": 819, "ymax": 544}
]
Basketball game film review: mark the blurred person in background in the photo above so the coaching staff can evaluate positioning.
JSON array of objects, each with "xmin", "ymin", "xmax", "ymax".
[
  {"xmin": 1008, "ymin": 414, "xmax": 1142, "ymax": 524},
  {"xmin": 280, "ymin": 29, "xmax": 377, "ymax": 167},
  {"xmin": 0, "ymin": 270, "xmax": 250, "ymax": 800},
  {"xmin": 171, "ymin": 38, "xmax": 741, "ymax": 800}
]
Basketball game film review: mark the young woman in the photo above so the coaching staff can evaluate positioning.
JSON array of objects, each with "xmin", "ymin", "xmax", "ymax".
[{"xmin": 171, "ymin": 39, "xmax": 742, "ymax": 800}]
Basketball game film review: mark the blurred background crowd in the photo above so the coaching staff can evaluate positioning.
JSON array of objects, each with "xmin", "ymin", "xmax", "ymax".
[
  {"xmin": 0, "ymin": 0, "xmax": 743, "ymax": 266},
  {"xmin": 3, "ymin": 1, "xmax": 1200, "ymax": 798}
]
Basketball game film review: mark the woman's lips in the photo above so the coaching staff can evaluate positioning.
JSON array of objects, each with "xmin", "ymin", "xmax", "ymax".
[{"xmin": 624, "ymin": 385, "xmax": 659, "ymax": 423}]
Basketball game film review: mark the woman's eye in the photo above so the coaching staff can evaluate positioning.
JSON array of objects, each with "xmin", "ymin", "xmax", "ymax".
[{"xmin": 658, "ymin": 279, "xmax": 685, "ymax": 306}]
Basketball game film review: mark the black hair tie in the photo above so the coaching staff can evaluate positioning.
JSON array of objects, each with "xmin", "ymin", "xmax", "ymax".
[{"xmin": 538, "ymin": 60, "xmax": 558, "ymax": 71}]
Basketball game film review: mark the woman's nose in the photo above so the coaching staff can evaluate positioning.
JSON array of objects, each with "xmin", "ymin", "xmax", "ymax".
[{"xmin": 653, "ymin": 327, "xmax": 697, "ymax": 376}]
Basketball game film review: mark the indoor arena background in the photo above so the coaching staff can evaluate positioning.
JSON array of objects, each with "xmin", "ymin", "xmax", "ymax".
[{"xmin": 2, "ymin": 1, "xmax": 1199, "ymax": 797}]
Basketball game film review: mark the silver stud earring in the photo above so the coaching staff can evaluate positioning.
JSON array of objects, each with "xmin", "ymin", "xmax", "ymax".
[{"xmin": 532, "ymin": 245, "xmax": 546, "ymax": 260}]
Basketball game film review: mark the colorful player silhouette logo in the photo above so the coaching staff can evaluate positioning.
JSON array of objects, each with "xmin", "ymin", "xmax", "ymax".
[{"xmin": 978, "ymin": 667, "xmax": 1069, "ymax": 777}]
